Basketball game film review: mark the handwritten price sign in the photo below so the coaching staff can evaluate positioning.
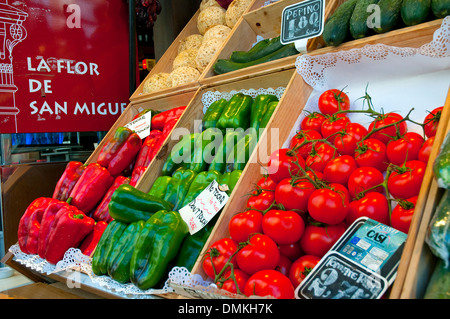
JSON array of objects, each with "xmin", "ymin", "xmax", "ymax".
[{"xmin": 179, "ymin": 180, "xmax": 229, "ymax": 235}]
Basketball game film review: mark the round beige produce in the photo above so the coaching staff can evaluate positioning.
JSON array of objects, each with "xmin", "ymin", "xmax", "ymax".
[
  {"xmin": 197, "ymin": 6, "xmax": 226, "ymax": 35},
  {"xmin": 142, "ymin": 73, "xmax": 171, "ymax": 94},
  {"xmin": 167, "ymin": 66, "xmax": 201, "ymax": 87},
  {"xmin": 173, "ymin": 49, "xmax": 198, "ymax": 70},
  {"xmin": 226, "ymin": 0, "xmax": 252, "ymax": 28},
  {"xmin": 203, "ymin": 24, "xmax": 232, "ymax": 43},
  {"xmin": 196, "ymin": 37, "xmax": 225, "ymax": 72},
  {"xmin": 200, "ymin": 0, "xmax": 221, "ymax": 11},
  {"xmin": 178, "ymin": 34, "xmax": 203, "ymax": 53}
]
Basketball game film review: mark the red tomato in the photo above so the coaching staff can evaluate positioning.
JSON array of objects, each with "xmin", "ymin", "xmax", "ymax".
[
  {"xmin": 334, "ymin": 122, "xmax": 368, "ymax": 156},
  {"xmin": 368, "ymin": 112, "xmax": 407, "ymax": 144},
  {"xmin": 275, "ymin": 254, "xmax": 293, "ymax": 277},
  {"xmin": 268, "ymin": 148, "xmax": 305, "ymax": 183},
  {"xmin": 328, "ymin": 182, "xmax": 351, "ymax": 205},
  {"xmin": 308, "ymin": 187, "xmax": 349, "ymax": 225},
  {"xmin": 290, "ymin": 130, "xmax": 323, "ymax": 159},
  {"xmin": 321, "ymin": 113, "xmax": 351, "ymax": 143},
  {"xmin": 228, "ymin": 210, "xmax": 263, "ymax": 243},
  {"xmin": 218, "ymin": 269, "xmax": 249, "ymax": 295},
  {"xmin": 299, "ymin": 223, "xmax": 347, "ymax": 257},
  {"xmin": 274, "ymin": 178, "xmax": 316, "ymax": 213},
  {"xmin": 306, "ymin": 142, "xmax": 338, "ymax": 172},
  {"xmin": 300, "ymin": 112, "xmax": 327, "ymax": 132},
  {"xmin": 279, "ymin": 241, "xmax": 303, "ymax": 261},
  {"xmin": 236, "ymin": 234, "xmax": 280, "ymax": 275},
  {"xmin": 346, "ymin": 192, "xmax": 390, "ymax": 226},
  {"xmin": 255, "ymin": 175, "xmax": 277, "ymax": 192},
  {"xmin": 386, "ymin": 132, "xmax": 425, "ymax": 165},
  {"xmin": 202, "ymin": 238, "xmax": 238, "ymax": 280},
  {"xmin": 246, "ymin": 190, "xmax": 275, "ymax": 211},
  {"xmin": 323, "ymin": 155, "xmax": 358, "ymax": 187},
  {"xmin": 318, "ymin": 89, "xmax": 351, "ymax": 116},
  {"xmin": 288, "ymin": 255, "xmax": 321, "ymax": 287},
  {"xmin": 347, "ymin": 166, "xmax": 385, "ymax": 199},
  {"xmin": 354, "ymin": 138, "xmax": 388, "ymax": 172},
  {"xmin": 418, "ymin": 136, "xmax": 434, "ymax": 163},
  {"xmin": 387, "ymin": 160, "xmax": 426, "ymax": 199},
  {"xmin": 423, "ymin": 106, "xmax": 443, "ymax": 138},
  {"xmin": 244, "ymin": 269, "xmax": 295, "ymax": 299},
  {"xmin": 262, "ymin": 209, "xmax": 305, "ymax": 245},
  {"xmin": 391, "ymin": 196, "xmax": 418, "ymax": 234}
]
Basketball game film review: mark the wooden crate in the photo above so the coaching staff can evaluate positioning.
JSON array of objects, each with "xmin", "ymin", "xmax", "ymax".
[
  {"xmin": 129, "ymin": 0, "xmax": 260, "ymax": 104},
  {"xmin": 390, "ymin": 88, "xmax": 450, "ymax": 299}
]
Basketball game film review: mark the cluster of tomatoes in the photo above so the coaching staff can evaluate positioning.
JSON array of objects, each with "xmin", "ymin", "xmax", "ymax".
[{"xmin": 201, "ymin": 89, "xmax": 443, "ymax": 299}]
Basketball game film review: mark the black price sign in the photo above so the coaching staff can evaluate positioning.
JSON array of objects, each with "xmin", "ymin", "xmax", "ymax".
[{"xmin": 280, "ymin": 0, "xmax": 325, "ymax": 45}]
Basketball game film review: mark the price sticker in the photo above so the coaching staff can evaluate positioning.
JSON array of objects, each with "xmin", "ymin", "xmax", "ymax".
[
  {"xmin": 280, "ymin": 0, "xmax": 325, "ymax": 53},
  {"xmin": 179, "ymin": 180, "xmax": 230, "ymax": 235},
  {"xmin": 124, "ymin": 111, "xmax": 152, "ymax": 139}
]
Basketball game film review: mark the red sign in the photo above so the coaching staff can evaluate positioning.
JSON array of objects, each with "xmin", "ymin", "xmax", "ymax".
[{"xmin": 0, "ymin": 0, "xmax": 130, "ymax": 134}]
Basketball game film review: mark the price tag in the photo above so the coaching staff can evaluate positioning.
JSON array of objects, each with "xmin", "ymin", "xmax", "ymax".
[
  {"xmin": 179, "ymin": 180, "xmax": 229, "ymax": 235},
  {"xmin": 295, "ymin": 217, "xmax": 408, "ymax": 299},
  {"xmin": 280, "ymin": 0, "xmax": 325, "ymax": 53},
  {"xmin": 124, "ymin": 111, "xmax": 152, "ymax": 139}
]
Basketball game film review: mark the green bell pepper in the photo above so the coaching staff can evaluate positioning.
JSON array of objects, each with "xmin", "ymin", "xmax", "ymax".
[
  {"xmin": 250, "ymin": 94, "xmax": 279, "ymax": 133},
  {"xmin": 164, "ymin": 168, "xmax": 197, "ymax": 210},
  {"xmin": 208, "ymin": 129, "xmax": 245, "ymax": 173},
  {"xmin": 107, "ymin": 220, "xmax": 144, "ymax": 284},
  {"xmin": 108, "ymin": 184, "xmax": 173, "ymax": 224},
  {"xmin": 162, "ymin": 133, "xmax": 199, "ymax": 176},
  {"xmin": 189, "ymin": 128, "xmax": 221, "ymax": 173},
  {"xmin": 225, "ymin": 132, "xmax": 258, "ymax": 172},
  {"xmin": 216, "ymin": 93, "xmax": 254, "ymax": 130},
  {"xmin": 91, "ymin": 220, "xmax": 128, "ymax": 276},
  {"xmin": 148, "ymin": 176, "xmax": 172, "ymax": 200},
  {"xmin": 130, "ymin": 210, "xmax": 189, "ymax": 290},
  {"xmin": 218, "ymin": 169, "xmax": 242, "ymax": 195},
  {"xmin": 181, "ymin": 170, "xmax": 223, "ymax": 207},
  {"xmin": 202, "ymin": 98, "xmax": 227, "ymax": 131},
  {"xmin": 259, "ymin": 101, "xmax": 278, "ymax": 137}
]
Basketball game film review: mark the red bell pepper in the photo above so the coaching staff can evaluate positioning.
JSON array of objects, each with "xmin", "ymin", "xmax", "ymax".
[
  {"xmin": 129, "ymin": 165, "xmax": 146, "ymax": 187},
  {"xmin": 149, "ymin": 117, "xmax": 180, "ymax": 160},
  {"xmin": 131, "ymin": 108, "xmax": 160, "ymax": 121},
  {"xmin": 37, "ymin": 199, "xmax": 71, "ymax": 259},
  {"xmin": 44, "ymin": 206, "xmax": 95, "ymax": 264},
  {"xmin": 52, "ymin": 161, "xmax": 86, "ymax": 201},
  {"xmin": 91, "ymin": 175, "xmax": 130, "ymax": 223},
  {"xmin": 79, "ymin": 221, "xmax": 108, "ymax": 257},
  {"xmin": 131, "ymin": 129, "xmax": 162, "ymax": 175},
  {"xmin": 69, "ymin": 163, "xmax": 114, "ymax": 214},
  {"xmin": 97, "ymin": 127, "xmax": 142, "ymax": 176},
  {"xmin": 17, "ymin": 197, "xmax": 54, "ymax": 255},
  {"xmin": 151, "ymin": 106, "xmax": 186, "ymax": 131}
]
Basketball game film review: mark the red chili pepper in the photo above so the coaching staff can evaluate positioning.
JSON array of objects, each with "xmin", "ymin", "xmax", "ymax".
[
  {"xmin": 133, "ymin": 129, "xmax": 162, "ymax": 170},
  {"xmin": 17, "ymin": 197, "xmax": 54, "ymax": 255},
  {"xmin": 37, "ymin": 199, "xmax": 71, "ymax": 259},
  {"xmin": 151, "ymin": 106, "xmax": 186, "ymax": 131},
  {"xmin": 91, "ymin": 175, "xmax": 130, "ymax": 223},
  {"xmin": 79, "ymin": 221, "xmax": 108, "ymax": 257},
  {"xmin": 69, "ymin": 163, "xmax": 114, "ymax": 214},
  {"xmin": 129, "ymin": 166, "xmax": 146, "ymax": 187},
  {"xmin": 44, "ymin": 206, "xmax": 95, "ymax": 264},
  {"xmin": 97, "ymin": 126, "xmax": 142, "ymax": 176},
  {"xmin": 52, "ymin": 161, "xmax": 86, "ymax": 201}
]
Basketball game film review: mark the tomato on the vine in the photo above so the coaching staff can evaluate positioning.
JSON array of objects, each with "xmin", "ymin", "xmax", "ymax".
[
  {"xmin": 300, "ymin": 112, "xmax": 326, "ymax": 133},
  {"xmin": 346, "ymin": 192, "xmax": 390, "ymax": 226},
  {"xmin": 368, "ymin": 112, "xmax": 407, "ymax": 144},
  {"xmin": 246, "ymin": 190, "xmax": 275, "ymax": 211},
  {"xmin": 323, "ymin": 155, "xmax": 358, "ymax": 187},
  {"xmin": 255, "ymin": 175, "xmax": 277, "ymax": 192},
  {"xmin": 387, "ymin": 160, "xmax": 426, "ymax": 199},
  {"xmin": 290, "ymin": 130, "xmax": 323, "ymax": 159},
  {"xmin": 268, "ymin": 148, "xmax": 305, "ymax": 183},
  {"xmin": 354, "ymin": 138, "xmax": 388, "ymax": 172},
  {"xmin": 236, "ymin": 234, "xmax": 280, "ymax": 275},
  {"xmin": 423, "ymin": 106, "xmax": 443, "ymax": 138},
  {"xmin": 228, "ymin": 210, "xmax": 263, "ymax": 243},
  {"xmin": 306, "ymin": 142, "xmax": 338, "ymax": 172},
  {"xmin": 308, "ymin": 187, "xmax": 349, "ymax": 225},
  {"xmin": 288, "ymin": 255, "xmax": 321, "ymax": 287},
  {"xmin": 202, "ymin": 238, "xmax": 238, "ymax": 280},
  {"xmin": 318, "ymin": 89, "xmax": 351, "ymax": 116},
  {"xmin": 262, "ymin": 209, "xmax": 305, "ymax": 245},
  {"xmin": 217, "ymin": 269, "xmax": 249, "ymax": 295},
  {"xmin": 391, "ymin": 196, "xmax": 418, "ymax": 234},
  {"xmin": 347, "ymin": 166, "xmax": 385, "ymax": 199},
  {"xmin": 299, "ymin": 222, "xmax": 347, "ymax": 257},
  {"xmin": 274, "ymin": 178, "xmax": 316, "ymax": 213},
  {"xmin": 334, "ymin": 122, "xmax": 368, "ymax": 156},
  {"xmin": 418, "ymin": 136, "xmax": 434, "ymax": 163},
  {"xmin": 275, "ymin": 255, "xmax": 293, "ymax": 277},
  {"xmin": 244, "ymin": 269, "xmax": 295, "ymax": 299},
  {"xmin": 279, "ymin": 241, "xmax": 303, "ymax": 261},
  {"xmin": 386, "ymin": 132, "xmax": 425, "ymax": 166},
  {"xmin": 321, "ymin": 113, "xmax": 351, "ymax": 143}
]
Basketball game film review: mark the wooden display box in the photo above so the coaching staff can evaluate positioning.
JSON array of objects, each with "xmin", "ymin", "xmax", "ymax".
[{"xmin": 390, "ymin": 89, "xmax": 450, "ymax": 299}]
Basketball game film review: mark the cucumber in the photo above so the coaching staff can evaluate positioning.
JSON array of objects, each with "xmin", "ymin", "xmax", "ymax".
[
  {"xmin": 373, "ymin": 0, "xmax": 403, "ymax": 33},
  {"xmin": 424, "ymin": 259, "xmax": 450, "ymax": 299},
  {"xmin": 213, "ymin": 43, "xmax": 298, "ymax": 75},
  {"xmin": 323, "ymin": 0, "xmax": 359, "ymax": 46},
  {"xmin": 350, "ymin": 0, "xmax": 380, "ymax": 39},
  {"xmin": 401, "ymin": 0, "xmax": 431, "ymax": 26},
  {"xmin": 431, "ymin": 0, "xmax": 450, "ymax": 18},
  {"xmin": 434, "ymin": 130, "xmax": 450, "ymax": 189},
  {"xmin": 230, "ymin": 36, "xmax": 284, "ymax": 63}
]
